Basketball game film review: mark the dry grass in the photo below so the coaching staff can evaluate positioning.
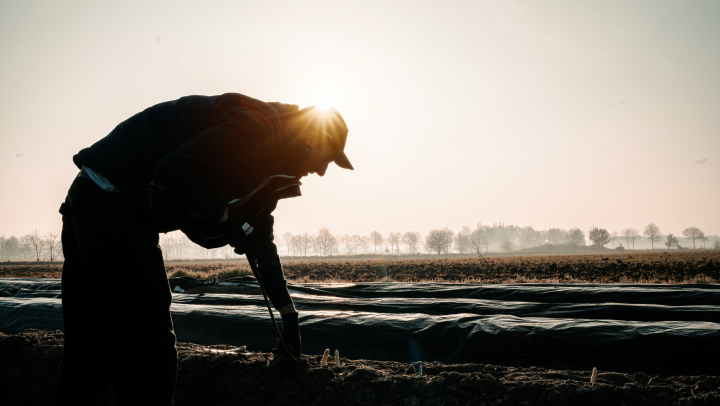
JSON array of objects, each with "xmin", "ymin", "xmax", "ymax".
[
  {"xmin": 2, "ymin": 250, "xmax": 718, "ymax": 284},
  {"xmin": 278, "ymin": 250, "xmax": 720, "ymax": 284},
  {"xmin": 167, "ymin": 264, "xmax": 252, "ymax": 282}
]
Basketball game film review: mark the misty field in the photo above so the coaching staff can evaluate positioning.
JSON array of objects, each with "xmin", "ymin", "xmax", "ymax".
[{"xmin": 3, "ymin": 250, "xmax": 718, "ymax": 284}]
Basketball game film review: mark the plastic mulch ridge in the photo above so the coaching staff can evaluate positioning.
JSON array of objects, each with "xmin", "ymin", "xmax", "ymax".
[{"xmin": 1, "ymin": 277, "xmax": 718, "ymax": 375}]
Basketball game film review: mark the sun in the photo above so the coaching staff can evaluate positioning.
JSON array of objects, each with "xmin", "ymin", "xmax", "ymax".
[
  {"xmin": 315, "ymin": 101, "xmax": 333, "ymax": 110},
  {"xmin": 313, "ymin": 94, "xmax": 336, "ymax": 110}
]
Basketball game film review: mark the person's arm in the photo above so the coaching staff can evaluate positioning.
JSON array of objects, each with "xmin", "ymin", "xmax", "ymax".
[{"xmin": 252, "ymin": 214, "xmax": 295, "ymax": 312}]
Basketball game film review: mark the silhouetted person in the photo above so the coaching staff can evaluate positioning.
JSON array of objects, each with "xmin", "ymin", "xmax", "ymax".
[{"xmin": 55, "ymin": 93, "xmax": 352, "ymax": 405}]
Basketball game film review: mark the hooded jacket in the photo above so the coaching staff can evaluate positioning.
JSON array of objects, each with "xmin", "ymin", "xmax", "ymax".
[{"xmin": 73, "ymin": 93, "xmax": 299, "ymax": 310}]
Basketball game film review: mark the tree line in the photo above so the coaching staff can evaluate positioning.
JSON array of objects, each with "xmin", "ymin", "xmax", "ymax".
[
  {"xmin": 276, "ymin": 222, "xmax": 718, "ymax": 257},
  {"xmin": 0, "ymin": 229, "xmax": 63, "ymax": 262},
  {"xmin": 2, "ymin": 223, "xmax": 717, "ymax": 261}
]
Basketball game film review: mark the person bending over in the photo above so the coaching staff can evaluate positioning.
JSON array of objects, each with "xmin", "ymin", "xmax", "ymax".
[{"xmin": 55, "ymin": 93, "xmax": 352, "ymax": 405}]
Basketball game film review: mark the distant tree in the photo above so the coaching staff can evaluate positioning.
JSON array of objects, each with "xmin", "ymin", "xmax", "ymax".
[
  {"xmin": 295, "ymin": 232, "xmax": 312, "ymax": 256},
  {"xmin": 341, "ymin": 234, "xmax": 354, "ymax": 255},
  {"xmin": 609, "ymin": 231, "xmax": 619, "ymax": 249},
  {"xmin": 567, "ymin": 227, "xmax": 586, "ymax": 246},
  {"xmin": 546, "ymin": 228, "xmax": 565, "ymax": 245},
  {"xmin": 664, "ymin": 233, "xmax": 679, "ymax": 250},
  {"xmin": 387, "ymin": 232, "xmax": 401, "ymax": 254},
  {"xmin": 469, "ymin": 223, "xmax": 488, "ymax": 255},
  {"xmin": 44, "ymin": 230, "xmax": 61, "ymax": 262},
  {"xmin": 519, "ymin": 226, "xmax": 542, "ymax": 249},
  {"xmin": 588, "ymin": 226, "xmax": 610, "ymax": 247},
  {"xmin": 351, "ymin": 235, "xmax": 362, "ymax": 255},
  {"xmin": 359, "ymin": 236, "xmax": 370, "ymax": 254},
  {"xmin": 621, "ymin": 228, "xmax": 640, "ymax": 250},
  {"xmin": 682, "ymin": 227, "xmax": 704, "ymax": 249},
  {"xmin": 370, "ymin": 231, "xmax": 384, "ymax": 253},
  {"xmin": 442, "ymin": 228, "xmax": 454, "ymax": 254},
  {"xmin": 500, "ymin": 239, "xmax": 515, "ymax": 253},
  {"xmin": 714, "ymin": 240, "xmax": 720, "ymax": 250},
  {"xmin": 332, "ymin": 234, "xmax": 342, "ymax": 255},
  {"xmin": 425, "ymin": 228, "xmax": 453, "ymax": 255},
  {"xmin": 643, "ymin": 223, "xmax": 663, "ymax": 250},
  {"xmin": 629, "ymin": 228, "xmax": 640, "ymax": 250},
  {"xmin": 454, "ymin": 226, "xmax": 472, "ymax": 254},
  {"xmin": 282, "ymin": 232, "xmax": 293, "ymax": 256},
  {"xmin": 315, "ymin": 228, "xmax": 334, "ymax": 256},
  {"xmin": 29, "ymin": 228, "xmax": 43, "ymax": 262},
  {"xmin": 700, "ymin": 233, "xmax": 708, "ymax": 249},
  {"xmin": 400, "ymin": 232, "xmax": 420, "ymax": 254}
]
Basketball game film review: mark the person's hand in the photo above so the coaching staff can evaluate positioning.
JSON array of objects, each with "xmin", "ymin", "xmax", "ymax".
[{"xmin": 272, "ymin": 311, "xmax": 301, "ymax": 358}]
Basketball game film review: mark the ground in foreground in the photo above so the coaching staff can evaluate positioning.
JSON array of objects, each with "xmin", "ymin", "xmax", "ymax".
[{"xmin": 1, "ymin": 330, "xmax": 717, "ymax": 406}]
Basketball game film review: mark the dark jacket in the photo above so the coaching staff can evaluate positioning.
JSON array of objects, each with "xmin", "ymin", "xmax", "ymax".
[{"xmin": 73, "ymin": 93, "xmax": 298, "ymax": 310}]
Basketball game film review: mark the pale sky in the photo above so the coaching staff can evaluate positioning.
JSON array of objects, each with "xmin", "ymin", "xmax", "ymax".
[{"xmin": 1, "ymin": 0, "xmax": 718, "ymax": 239}]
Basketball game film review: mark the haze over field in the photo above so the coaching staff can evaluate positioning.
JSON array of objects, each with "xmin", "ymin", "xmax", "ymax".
[{"xmin": 1, "ymin": 0, "xmax": 718, "ymax": 239}]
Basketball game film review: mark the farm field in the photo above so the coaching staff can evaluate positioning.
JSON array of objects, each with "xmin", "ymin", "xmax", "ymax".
[
  {"xmin": 1, "ymin": 329, "xmax": 717, "ymax": 406},
  {"xmin": 3, "ymin": 250, "xmax": 719, "ymax": 284},
  {"xmin": 2, "ymin": 251, "xmax": 719, "ymax": 405}
]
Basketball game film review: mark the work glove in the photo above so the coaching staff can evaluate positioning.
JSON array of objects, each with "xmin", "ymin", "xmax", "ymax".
[{"xmin": 271, "ymin": 311, "xmax": 301, "ymax": 359}]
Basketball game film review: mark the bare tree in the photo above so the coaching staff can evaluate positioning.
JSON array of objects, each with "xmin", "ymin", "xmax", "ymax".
[
  {"xmin": 401, "ymin": 231, "xmax": 421, "ymax": 254},
  {"xmin": 609, "ymin": 231, "xmax": 619, "ymax": 249},
  {"xmin": 682, "ymin": 227, "xmax": 704, "ymax": 249},
  {"xmin": 469, "ymin": 223, "xmax": 488, "ymax": 255},
  {"xmin": 588, "ymin": 226, "xmax": 610, "ymax": 247},
  {"xmin": 332, "ymin": 234, "xmax": 341, "ymax": 255},
  {"xmin": 567, "ymin": 227, "xmax": 585, "ymax": 246},
  {"xmin": 44, "ymin": 230, "xmax": 61, "ymax": 262},
  {"xmin": 351, "ymin": 235, "xmax": 362, "ymax": 255},
  {"xmin": 316, "ymin": 228, "xmax": 334, "ymax": 256},
  {"xmin": 29, "ymin": 228, "xmax": 44, "ymax": 262},
  {"xmin": 664, "ymin": 233, "xmax": 679, "ymax": 250},
  {"xmin": 281, "ymin": 232, "xmax": 293, "ymax": 256},
  {"xmin": 454, "ymin": 226, "xmax": 472, "ymax": 254},
  {"xmin": 425, "ymin": 228, "xmax": 453, "ymax": 255},
  {"xmin": 293, "ymin": 232, "xmax": 312, "ymax": 256},
  {"xmin": 621, "ymin": 228, "xmax": 640, "ymax": 250},
  {"xmin": 629, "ymin": 228, "xmax": 640, "ymax": 250},
  {"xmin": 342, "ymin": 234, "xmax": 359, "ymax": 255},
  {"xmin": 359, "ymin": 236, "xmax": 370, "ymax": 253},
  {"xmin": 370, "ymin": 231, "xmax": 383, "ymax": 253},
  {"xmin": 643, "ymin": 223, "xmax": 662, "ymax": 250},
  {"xmin": 386, "ymin": 232, "xmax": 401, "ymax": 254}
]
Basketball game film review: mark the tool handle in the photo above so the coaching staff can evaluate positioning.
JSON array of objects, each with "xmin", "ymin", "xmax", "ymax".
[{"xmin": 243, "ymin": 224, "xmax": 300, "ymax": 365}]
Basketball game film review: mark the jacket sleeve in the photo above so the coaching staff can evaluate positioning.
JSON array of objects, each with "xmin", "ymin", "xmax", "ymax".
[
  {"xmin": 252, "ymin": 214, "xmax": 293, "ymax": 310},
  {"xmin": 153, "ymin": 110, "xmax": 275, "ymax": 222}
]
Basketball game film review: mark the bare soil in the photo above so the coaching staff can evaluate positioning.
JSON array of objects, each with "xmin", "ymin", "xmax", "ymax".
[
  {"xmin": 1, "ymin": 329, "xmax": 717, "ymax": 406},
  {"xmin": 3, "ymin": 251, "xmax": 719, "ymax": 284}
]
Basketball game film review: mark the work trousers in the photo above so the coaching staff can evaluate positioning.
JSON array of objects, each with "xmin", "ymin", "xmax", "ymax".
[{"xmin": 55, "ymin": 177, "xmax": 177, "ymax": 406}]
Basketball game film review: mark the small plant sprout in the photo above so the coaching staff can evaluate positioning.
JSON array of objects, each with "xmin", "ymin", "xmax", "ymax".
[
  {"xmin": 335, "ymin": 350, "xmax": 340, "ymax": 366},
  {"xmin": 590, "ymin": 367, "xmax": 597, "ymax": 385},
  {"xmin": 321, "ymin": 349, "xmax": 330, "ymax": 366}
]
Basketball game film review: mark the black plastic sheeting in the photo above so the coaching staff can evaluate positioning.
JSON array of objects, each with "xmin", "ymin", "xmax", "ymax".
[{"xmin": 1, "ymin": 278, "xmax": 718, "ymax": 375}]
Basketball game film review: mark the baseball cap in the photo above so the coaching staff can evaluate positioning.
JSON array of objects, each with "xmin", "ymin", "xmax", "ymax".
[{"xmin": 288, "ymin": 105, "xmax": 353, "ymax": 170}]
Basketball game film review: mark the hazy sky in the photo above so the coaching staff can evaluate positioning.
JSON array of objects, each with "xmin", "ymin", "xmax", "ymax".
[{"xmin": 1, "ymin": 0, "xmax": 718, "ymax": 239}]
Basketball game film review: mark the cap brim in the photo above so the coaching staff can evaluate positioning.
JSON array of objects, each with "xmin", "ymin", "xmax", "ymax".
[{"xmin": 333, "ymin": 152, "xmax": 354, "ymax": 170}]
